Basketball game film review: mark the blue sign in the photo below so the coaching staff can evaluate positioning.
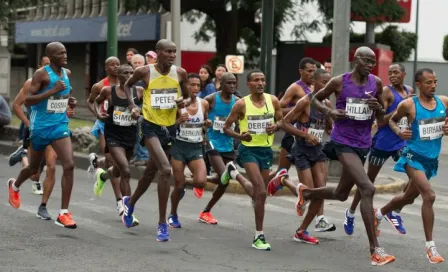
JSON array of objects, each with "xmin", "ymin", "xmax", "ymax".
[{"xmin": 15, "ymin": 14, "xmax": 160, "ymax": 43}]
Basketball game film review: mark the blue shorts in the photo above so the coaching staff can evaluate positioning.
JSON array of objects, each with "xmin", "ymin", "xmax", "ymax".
[
  {"xmin": 31, "ymin": 123, "xmax": 70, "ymax": 151},
  {"xmin": 394, "ymin": 148, "xmax": 438, "ymax": 180},
  {"xmin": 91, "ymin": 120, "xmax": 105, "ymax": 139}
]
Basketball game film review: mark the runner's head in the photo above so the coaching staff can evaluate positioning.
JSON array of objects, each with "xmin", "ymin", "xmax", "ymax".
[
  {"xmin": 313, "ymin": 69, "xmax": 331, "ymax": 92},
  {"xmin": 415, "ymin": 68, "xmax": 437, "ymax": 98},
  {"xmin": 38, "ymin": 55, "xmax": 50, "ymax": 68},
  {"xmin": 45, "ymin": 42, "xmax": 67, "ymax": 67},
  {"xmin": 131, "ymin": 54, "xmax": 145, "ymax": 69},
  {"xmin": 105, "ymin": 57, "xmax": 120, "ymax": 77},
  {"xmin": 388, "ymin": 63, "xmax": 406, "ymax": 87},
  {"xmin": 117, "ymin": 64, "xmax": 133, "ymax": 85},
  {"xmin": 353, "ymin": 46, "xmax": 376, "ymax": 77},
  {"xmin": 221, "ymin": 72, "xmax": 236, "ymax": 95},
  {"xmin": 155, "ymin": 39, "xmax": 177, "ymax": 67},
  {"xmin": 299, "ymin": 57, "xmax": 316, "ymax": 85},
  {"xmin": 247, "ymin": 70, "xmax": 266, "ymax": 95},
  {"xmin": 187, "ymin": 73, "xmax": 201, "ymax": 99}
]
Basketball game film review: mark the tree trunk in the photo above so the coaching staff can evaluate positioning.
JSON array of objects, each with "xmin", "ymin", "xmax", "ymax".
[{"xmin": 214, "ymin": 9, "xmax": 239, "ymax": 66}]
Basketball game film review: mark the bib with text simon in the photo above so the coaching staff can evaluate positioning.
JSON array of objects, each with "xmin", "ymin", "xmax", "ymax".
[
  {"xmin": 345, "ymin": 98, "xmax": 372, "ymax": 120},
  {"xmin": 113, "ymin": 106, "xmax": 137, "ymax": 127}
]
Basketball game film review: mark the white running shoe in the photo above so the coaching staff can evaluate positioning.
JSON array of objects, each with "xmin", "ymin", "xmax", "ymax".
[
  {"xmin": 87, "ymin": 153, "xmax": 99, "ymax": 180},
  {"xmin": 117, "ymin": 200, "xmax": 124, "ymax": 216},
  {"xmin": 32, "ymin": 182, "xmax": 43, "ymax": 195}
]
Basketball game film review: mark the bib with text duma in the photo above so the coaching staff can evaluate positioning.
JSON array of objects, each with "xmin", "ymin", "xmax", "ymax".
[
  {"xmin": 418, "ymin": 117, "xmax": 444, "ymax": 141},
  {"xmin": 345, "ymin": 98, "xmax": 372, "ymax": 120},
  {"xmin": 398, "ymin": 117, "xmax": 409, "ymax": 131},
  {"xmin": 113, "ymin": 106, "xmax": 137, "ymax": 126},
  {"xmin": 213, "ymin": 116, "xmax": 235, "ymax": 133},
  {"xmin": 151, "ymin": 88, "xmax": 177, "ymax": 110},
  {"xmin": 308, "ymin": 124, "xmax": 324, "ymax": 143},
  {"xmin": 178, "ymin": 123, "xmax": 203, "ymax": 143},
  {"xmin": 47, "ymin": 94, "xmax": 69, "ymax": 113},
  {"xmin": 247, "ymin": 114, "xmax": 274, "ymax": 135}
]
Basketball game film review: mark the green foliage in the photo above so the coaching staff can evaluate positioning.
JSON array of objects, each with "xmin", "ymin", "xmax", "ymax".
[
  {"xmin": 443, "ymin": 35, "xmax": 448, "ymax": 61},
  {"xmin": 322, "ymin": 25, "xmax": 417, "ymax": 62}
]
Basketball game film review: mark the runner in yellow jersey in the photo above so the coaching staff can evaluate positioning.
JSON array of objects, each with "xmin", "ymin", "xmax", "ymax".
[
  {"xmin": 223, "ymin": 70, "xmax": 283, "ymax": 251},
  {"xmin": 122, "ymin": 39, "xmax": 189, "ymax": 242}
]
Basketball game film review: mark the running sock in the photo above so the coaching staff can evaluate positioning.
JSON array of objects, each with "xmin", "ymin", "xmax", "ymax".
[
  {"xmin": 376, "ymin": 209, "xmax": 383, "ymax": 219},
  {"xmin": 347, "ymin": 209, "xmax": 355, "ymax": 218},
  {"xmin": 255, "ymin": 231, "xmax": 264, "ymax": 238},
  {"xmin": 203, "ymin": 208, "xmax": 210, "ymax": 213},
  {"xmin": 230, "ymin": 170, "xmax": 239, "ymax": 180},
  {"xmin": 426, "ymin": 241, "xmax": 435, "ymax": 249},
  {"xmin": 12, "ymin": 182, "xmax": 19, "ymax": 192},
  {"xmin": 40, "ymin": 203, "xmax": 46, "ymax": 207},
  {"xmin": 116, "ymin": 198, "xmax": 122, "ymax": 202},
  {"xmin": 60, "ymin": 209, "xmax": 69, "ymax": 215}
]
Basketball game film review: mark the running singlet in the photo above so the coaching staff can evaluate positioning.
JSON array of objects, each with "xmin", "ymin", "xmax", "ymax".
[
  {"xmin": 407, "ymin": 96, "xmax": 445, "ymax": 159},
  {"xmin": 295, "ymin": 93, "xmax": 326, "ymax": 145},
  {"xmin": 30, "ymin": 66, "xmax": 71, "ymax": 131},
  {"xmin": 207, "ymin": 92, "xmax": 236, "ymax": 152},
  {"xmin": 142, "ymin": 64, "xmax": 181, "ymax": 126},
  {"xmin": 99, "ymin": 77, "xmax": 110, "ymax": 115},
  {"xmin": 239, "ymin": 93, "xmax": 275, "ymax": 147},
  {"xmin": 330, "ymin": 72, "xmax": 377, "ymax": 148},
  {"xmin": 176, "ymin": 98, "xmax": 204, "ymax": 143},
  {"xmin": 373, "ymin": 85, "xmax": 410, "ymax": 151}
]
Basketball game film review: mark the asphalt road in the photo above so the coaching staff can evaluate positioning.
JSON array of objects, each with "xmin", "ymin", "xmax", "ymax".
[{"xmin": 1, "ymin": 155, "xmax": 448, "ymax": 272}]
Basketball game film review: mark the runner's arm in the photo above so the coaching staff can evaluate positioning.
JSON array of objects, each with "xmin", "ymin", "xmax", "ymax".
[
  {"xmin": 281, "ymin": 96, "xmax": 309, "ymax": 138},
  {"xmin": 204, "ymin": 93, "xmax": 216, "ymax": 109},
  {"xmin": 178, "ymin": 68, "xmax": 191, "ymax": 105},
  {"xmin": 94, "ymin": 87, "xmax": 110, "ymax": 119},
  {"xmin": 373, "ymin": 77, "xmax": 386, "ymax": 122},
  {"xmin": 389, "ymin": 99, "xmax": 411, "ymax": 135},
  {"xmin": 324, "ymin": 99, "xmax": 333, "ymax": 135},
  {"xmin": 135, "ymin": 86, "xmax": 144, "ymax": 104},
  {"xmin": 311, "ymin": 76, "xmax": 341, "ymax": 115},
  {"xmin": 24, "ymin": 69, "xmax": 59, "ymax": 106},
  {"xmin": 87, "ymin": 83, "xmax": 101, "ymax": 115},
  {"xmin": 375, "ymin": 86, "xmax": 394, "ymax": 127},
  {"xmin": 223, "ymin": 100, "xmax": 245, "ymax": 140},
  {"xmin": 124, "ymin": 65, "xmax": 147, "ymax": 108},
  {"xmin": 272, "ymin": 96, "xmax": 283, "ymax": 131},
  {"xmin": 12, "ymin": 79, "xmax": 31, "ymax": 127},
  {"xmin": 279, "ymin": 84, "xmax": 300, "ymax": 115}
]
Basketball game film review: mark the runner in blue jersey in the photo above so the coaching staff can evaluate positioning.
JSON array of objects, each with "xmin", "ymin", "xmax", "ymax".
[
  {"xmin": 375, "ymin": 68, "xmax": 448, "ymax": 264},
  {"xmin": 7, "ymin": 42, "xmax": 77, "ymax": 229},
  {"xmin": 344, "ymin": 63, "xmax": 415, "ymax": 236}
]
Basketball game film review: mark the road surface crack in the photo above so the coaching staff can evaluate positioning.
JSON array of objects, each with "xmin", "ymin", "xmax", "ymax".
[{"xmin": 180, "ymin": 244, "xmax": 201, "ymax": 260}]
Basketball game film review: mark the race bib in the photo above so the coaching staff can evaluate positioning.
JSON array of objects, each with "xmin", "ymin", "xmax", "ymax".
[
  {"xmin": 47, "ymin": 94, "xmax": 68, "ymax": 113},
  {"xmin": 178, "ymin": 123, "xmax": 203, "ymax": 143},
  {"xmin": 345, "ymin": 98, "xmax": 372, "ymax": 120},
  {"xmin": 113, "ymin": 106, "xmax": 137, "ymax": 127},
  {"xmin": 151, "ymin": 88, "xmax": 177, "ymax": 110},
  {"xmin": 398, "ymin": 117, "xmax": 409, "ymax": 131},
  {"xmin": 418, "ymin": 117, "xmax": 444, "ymax": 141},
  {"xmin": 308, "ymin": 127, "xmax": 324, "ymax": 143},
  {"xmin": 213, "ymin": 116, "xmax": 235, "ymax": 133},
  {"xmin": 103, "ymin": 100, "xmax": 109, "ymax": 111},
  {"xmin": 247, "ymin": 114, "xmax": 274, "ymax": 135}
]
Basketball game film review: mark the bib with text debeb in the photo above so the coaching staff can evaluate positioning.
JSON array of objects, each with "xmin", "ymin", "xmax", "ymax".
[
  {"xmin": 345, "ymin": 98, "xmax": 372, "ymax": 120},
  {"xmin": 247, "ymin": 114, "xmax": 274, "ymax": 135}
]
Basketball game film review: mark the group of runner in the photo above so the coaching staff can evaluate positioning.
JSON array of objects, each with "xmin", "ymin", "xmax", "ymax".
[{"xmin": 6, "ymin": 40, "xmax": 448, "ymax": 266}]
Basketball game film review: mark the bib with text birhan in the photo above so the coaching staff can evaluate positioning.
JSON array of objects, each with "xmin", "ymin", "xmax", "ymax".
[
  {"xmin": 179, "ymin": 123, "xmax": 203, "ymax": 143},
  {"xmin": 418, "ymin": 117, "xmax": 444, "ymax": 141},
  {"xmin": 213, "ymin": 116, "xmax": 235, "ymax": 133},
  {"xmin": 345, "ymin": 98, "xmax": 372, "ymax": 120},
  {"xmin": 307, "ymin": 123, "xmax": 324, "ymax": 143},
  {"xmin": 247, "ymin": 114, "xmax": 274, "ymax": 135},
  {"xmin": 151, "ymin": 88, "xmax": 177, "ymax": 110},
  {"xmin": 47, "ymin": 94, "xmax": 69, "ymax": 113},
  {"xmin": 113, "ymin": 106, "xmax": 137, "ymax": 126}
]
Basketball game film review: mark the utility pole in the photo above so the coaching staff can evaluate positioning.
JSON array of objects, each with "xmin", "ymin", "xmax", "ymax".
[
  {"xmin": 171, "ymin": 0, "xmax": 181, "ymax": 66},
  {"xmin": 107, "ymin": 0, "xmax": 118, "ymax": 57},
  {"xmin": 260, "ymin": 0, "xmax": 275, "ymax": 93},
  {"xmin": 412, "ymin": 0, "xmax": 420, "ymax": 91}
]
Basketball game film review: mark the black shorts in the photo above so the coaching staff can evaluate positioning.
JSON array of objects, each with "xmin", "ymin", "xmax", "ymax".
[
  {"xmin": 368, "ymin": 147, "xmax": 403, "ymax": 167},
  {"xmin": 280, "ymin": 133, "xmax": 294, "ymax": 153},
  {"xmin": 104, "ymin": 137, "xmax": 135, "ymax": 154},
  {"xmin": 23, "ymin": 127, "xmax": 31, "ymax": 149},
  {"xmin": 140, "ymin": 119, "xmax": 176, "ymax": 150},
  {"xmin": 322, "ymin": 140, "xmax": 369, "ymax": 165},
  {"xmin": 291, "ymin": 142, "xmax": 327, "ymax": 170},
  {"xmin": 204, "ymin": 141, "xmax": 236, "ymax": 161}
]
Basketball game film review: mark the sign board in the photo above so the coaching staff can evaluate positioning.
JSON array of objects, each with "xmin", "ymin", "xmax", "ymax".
[
  {"xmin": 0, "ymin": 47, "xmax": 11, "ymax": 97},
  {"xmin": 351, "ymin": 0, "xmax": 412, "ymax": 23},
  {"xmin": 225, "ymin": 55, "xmax": 244, "ymax": 74}
]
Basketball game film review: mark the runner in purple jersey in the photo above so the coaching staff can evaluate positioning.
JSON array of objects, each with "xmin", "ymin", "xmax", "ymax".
[{"xmin": 295, "ymin": 47, "xmax": 395, "ymax": 266}]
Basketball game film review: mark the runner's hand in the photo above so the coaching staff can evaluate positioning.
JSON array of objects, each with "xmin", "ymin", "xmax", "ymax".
[
  {"xmin": 365, "ymin": 93, "xmax": 382, "ymax": 110},
  {"xmin": 68, "ymin": 97, "xmax": 77, "ymax": 108},
  {"xmin": 305, "ymin": 133, "xmax": 319, "ymax": 146},
  {"xmin": 97, "ymin": 112, "xmax": 109, "ymax": 122},
  {"xmin": 266, "ymin": 123, "xmax": 278, "ymax": 135},
  {"xmin": 240, "ymin": 132, "xmax": 252, "ymax": 142},
  {"xmin": 398, "ymin": 127, "xmax": 412, "ymax": 140},
  {"xmin": 179, "ymin": 112, "xmax": 189, "ymax": 124},
  {"xmin": 130, "ymin": 106, "xmax": 140, "ymax": 119},
  {"xmin": 443, "ymin": 119, "xmax": 448, "ymax": 135},
  {"xmin": 175, "ymin": 98, "xmax": 185, "ymax": 109},
  {"xmin": 329, "ymin": 109, "xmax": 346, "ymax": 120},
  {"xmin": 67, "ymin": 107, "xmax": 75, "ymax": 118},
  {"xmin": 52, "ymin": 80, "xmax": 67, "ymax": 93},
  {"xmin": 204, "ymin": 119, "xmax": 212, "ymax": 128}
]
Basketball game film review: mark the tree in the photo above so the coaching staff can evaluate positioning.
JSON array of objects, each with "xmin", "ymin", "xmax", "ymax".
[{"xmin": 443, "ymin": 35, "xmax": 448, "ymax": 61}]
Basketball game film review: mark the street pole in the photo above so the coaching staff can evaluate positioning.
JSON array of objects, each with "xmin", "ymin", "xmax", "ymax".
[
  {"xmin": 412, "ymin": 0, "xmax": 420, "ymax": 91},
  {"xmin": 260, "ymin": 0, "xmax": 268, "ymax": 75},
  {"xmin": 107, "ymin": 0, "xmax": 118, "ymax": 57},
  {"xmin": 365, "ymin": 22, "xmax": 375, "ymax": 43},
  {"xmin": 171, "ymin": 0, "xmax": 181, "ymax": 66},
  {"xmin": 260, "ymin": 0, "xmax": 275, "ymax": 93}
]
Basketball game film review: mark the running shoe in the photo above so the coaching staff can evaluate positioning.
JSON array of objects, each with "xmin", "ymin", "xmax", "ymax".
[
  {"xmin": 427, "ymin": 246, "xmax": 445, "ymax": 264},
  {"xmin": 32, "ymin": 181, "xmax": 43, "ymax": 195},
  {"xmin": 87, "ymin": 153, "xmax": 99, "ymax": 180},
  {"xmin": 293, "ymin": 230, "xmax": 319, "ymax": 245},
  {"xmin": 193, "ymin": 187, "xmax": 204, "ymax": 198},
  {"xmin": 252, "ymin": 234, "xmax": 271, "ymax": 251},
  {"xmin": 370, "ymin": 247, "xmax": 395, "ymax": 266},
  {"xmin": 267, "ymin": 168, "xmax": 288, "ymax": 196},
  {"xmin": 93, "ymin": 168, "xmax": 106, "ymax": 197},
  {"xmin": 314, "ymin": 216, "xmax": 336, "ymax": 232},
  {"xmin": 36, "ymin": 205, "xmax": 52, "ymax": 220},
  {"xmin": 7, "ymin": 178, "xmax": 20, "ymax": 209},
  {"xmin": 157, "ymin": 223, "xmax": 170, "ymax": 242},
  {"xmin": 385, "ymin": 211, "xmax": 406, "ymax": 234},
  {"xmin": 116, "ymin": 200, "xmax": 124, "ymax": 216},
  {"xmin": 198, "ymin": 211, "xmax": 218, "ymax": 225},
  {"xmin": 168, "ymin": 214, "xmax": 182, "ymax": 228},
  {"xmin": 295, "ymin": 183, "xmax": 309, "ymax": 216},
  {"xmin": 122, "ymin": 196, "xmax": 135, "ymax": 228},
  {"xmin": 344, "ymin": 208, "xmax": 355, "ymax": 235},
  {"xmin": 221, "ymin": 161, "xmax": 237, "ymax": 186},
  {"xmin": 55, "ymin": 212, "xmax": 77, "ymax": 229},
  {"xmin": 8, "ymin": 146, "xmax": 25, "ymax": 166}
]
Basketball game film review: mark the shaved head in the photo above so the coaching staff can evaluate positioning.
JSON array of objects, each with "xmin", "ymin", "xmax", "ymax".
[
  {"xmin": 45, "ymin": 42, "xmax": 65, "ymax": 56},
  {"xmin": 155, "ymin": 39, "xmax": 176, "ymax": 51},
  {"xmin": 221, "ymin": 72, "xmax": 235, "ymax": 84},
  {"xmin": 354, "ymin": 46, "xmax": 375, "ymax": 58},
  {"xmin": 105, "ymin": 56, "xmax": 120, "ymax": 65}
]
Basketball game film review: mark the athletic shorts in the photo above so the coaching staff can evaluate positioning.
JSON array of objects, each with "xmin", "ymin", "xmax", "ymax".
[
  {"xmin": 91, "ymin": 120, "xmax": 105, "ymax": 139},
  {"xmin": 140, "ymin": 119, "xmax": 176, "ymax": 150},
  {"xmin": 291, "ymin": 142, "xmax": 327, "ymax": 170},
  {"xmin": 23, "ymin": 126, "xmax": 31, "ymax": 149},
  {"xmin": 394, "ymin": 148, "xmax": 438, "ymax": 180},
  {"xmin": 104, "ymin": 137, "xmax": 135, "ymax": 154},
  {"xmin": 368, "ymin": 147, "xmax": 403, "ymax": 167},
  {"xmin": 236, "ymin": 144, "xmax": 273, "ymax": 170},
  {"xmin": 280, "ymin": 133, "xmax": 294, "ymax": 153},
  {"xmin": 322, "ymin": 140, "xmax": 369, "ymax": 165},
  {"xmin": 204, "ymin": 141, "xmax": 236, "ymax": 161},
  {"xmin": 170, "ymin": 140, "xmax": 204, "ymax": 163},
  {"xmin": 30, "ymin": 123, "xmax": 70, "ymax": 151}
]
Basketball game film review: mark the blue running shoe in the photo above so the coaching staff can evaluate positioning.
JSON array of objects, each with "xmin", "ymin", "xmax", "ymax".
[
  {"xmin": 344, "ymin": 208, "xmax": 355, "ymax": 235},
  {"xmin": 385, "ymin": 211, "xmax": 406, "ymax": 234},
  {"xmin": 121, "ymin": 196, "xmax": 134, "ymax": 228},
  {"xmin": 168, "ymin": 214, "xmax": 182, "ymax": 228},
  {"xmin": 180, "ymin": 186, "xmax": 187, "ymax": 200},
  {"xmin": 157, "ymin": 223, "xmax": 170, "ymax": 242}
]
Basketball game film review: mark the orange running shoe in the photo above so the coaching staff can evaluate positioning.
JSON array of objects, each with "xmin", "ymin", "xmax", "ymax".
[
  {"xmin": 194, "ymin": 187, "xmax": 204, "ymax": 198},
  {"xmin": 371, "ymin": 247, "xmax": 395, "ymax": 266},
  {"xmin": 198, "ymin": 211, "xmax": 218, "ymax": 225},
  {"xmin": 8, "ymin": 178, "xmax": 20, "ymax": 209},
  {"xmin": 295, "ymin": 183, "xmax": 309, "ymax": 216},
  {"xmin": 427, "ymin": 246, "xmax": 445, "ymax": 264},
  {"xmin": 55, "ymin": 212, "xmax": 77, "ymax": 229}
]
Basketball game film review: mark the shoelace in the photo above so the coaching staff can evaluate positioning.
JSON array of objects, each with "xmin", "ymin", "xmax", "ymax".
[
  {"xmin": 429, "ymin": 246, "xmax": 440, "ymax": 257},
  {"xmin": 375, "ymin": 248, "xmax": 387, "ymax": 258},
  {"xmin": 158, "ymin": 225, "xmax": 167, "ymax": 234}
]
